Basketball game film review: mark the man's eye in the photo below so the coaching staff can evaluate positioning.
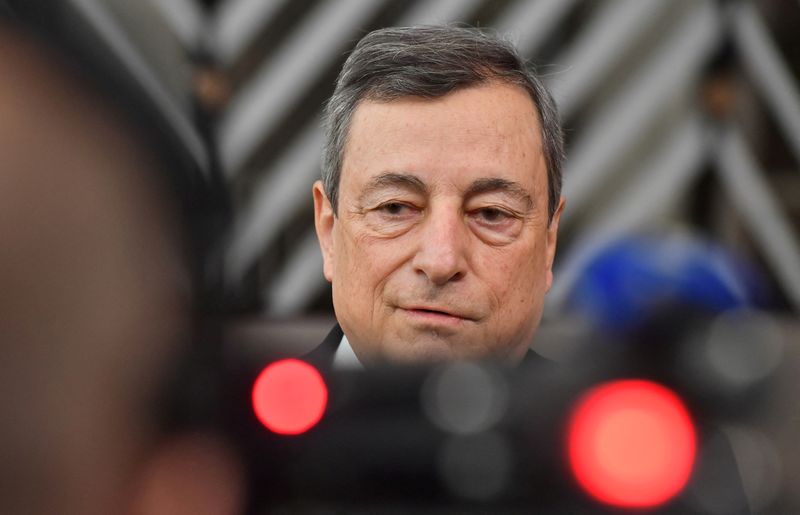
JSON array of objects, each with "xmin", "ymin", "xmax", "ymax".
[
  {"xmin": 377, "ymin": 202, "xmax": 414, "ymax": 216},
  {"xmin": 468, "ymin": 206, "xmax": 523, "ymax": 243},
  {"xmin": 475, "ymin": 207, "xmax": 511, "ymax": 223},
  {"xmin": 363, "ymin": 201, "xmax": 420, "ymax": 236}
]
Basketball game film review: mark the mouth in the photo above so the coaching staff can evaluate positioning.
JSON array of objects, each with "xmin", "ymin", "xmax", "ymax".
[
  {"xmin": 411, "ymin": 307, "xmax": 459, "ymax": 316},
  {"xmin": 399, "ymin": 305, "xmax": 474, "ymax": 326}
]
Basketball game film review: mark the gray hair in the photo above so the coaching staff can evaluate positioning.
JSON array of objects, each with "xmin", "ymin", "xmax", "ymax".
[{"xmin": 321, "ymin": 25, "xmax": 564, "ymax": 223}]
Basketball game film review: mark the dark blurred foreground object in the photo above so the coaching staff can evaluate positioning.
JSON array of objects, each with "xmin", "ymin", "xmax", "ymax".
[
  {"xmin": 0, "ymin": 2, "xmax": 241, "ymax": 515},
  {"xmin": 212, "ymin": 307, "xmax": 799, "ymax": 515},
  {"xmin": 0, "ymin": 0, "xmax": 229, "ymax": 296}
]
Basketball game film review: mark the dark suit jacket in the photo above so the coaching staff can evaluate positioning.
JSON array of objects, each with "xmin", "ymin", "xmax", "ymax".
[
  {"xmin": 304, "ymin": 324, "xmax": 556, "ymax": 369},
  {"xmin": 304, "ymin": 324, "xmax": 345, "ymax": 368}
]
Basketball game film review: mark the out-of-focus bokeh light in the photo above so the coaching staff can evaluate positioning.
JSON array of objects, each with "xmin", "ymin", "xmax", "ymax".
[
  {"xmin": 704, "ymin": 310, "xmax": 784, "ymax": 392},
  {"xmin": 251, "ymin": 359, "xmax": 327, "ymax": 435},
  {"xmin": 567, "ymin": 379, "xmax": 696, "ymax": 509},
  {"xmin": 421, "ymin": 362, "xmax": 509, "ymax": 435}
]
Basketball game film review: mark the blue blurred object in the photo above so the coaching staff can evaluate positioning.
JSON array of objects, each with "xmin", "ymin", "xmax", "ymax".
[{"xmin": 566, "ymin": 232, "xmax": 770, "ymax": 331}]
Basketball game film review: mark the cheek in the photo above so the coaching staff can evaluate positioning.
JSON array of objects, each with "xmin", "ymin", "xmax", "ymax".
[
  {"xmin": 479, "ymin": 241, "xmax": 547, "ymax": 310},
  {"xmin": 334, "ymin": 230, "xmax": 405, "ymax": 297}
]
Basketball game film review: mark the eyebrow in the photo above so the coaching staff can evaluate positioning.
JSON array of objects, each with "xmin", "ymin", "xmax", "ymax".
[
  {"xmin": 359, "ymin": 172, "xmax": 428, "ymax": 201},
  {"xmin": 465, "ymin": 177, "xmax": 533, "ymax": 209}
]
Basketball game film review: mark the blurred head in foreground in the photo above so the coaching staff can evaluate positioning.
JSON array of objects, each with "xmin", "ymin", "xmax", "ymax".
[
  {"xmin": 0, "ymin": 25, "xmax": 241, "ymax": 515},
  {"xmin": 313, "ymin": 26, "xmax": 565, "ymax": 365}
]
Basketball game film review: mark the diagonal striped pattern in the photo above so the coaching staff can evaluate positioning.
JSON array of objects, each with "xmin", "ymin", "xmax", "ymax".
[{"xmin": 201, "ymin": 0, "xmax": 800, "ymax": 315}]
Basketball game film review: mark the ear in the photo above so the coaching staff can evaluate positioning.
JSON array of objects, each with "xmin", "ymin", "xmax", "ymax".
[
  {"xmin": 129, "ymin": 434, "xmax": 244, "ymax": 515},
  {"xmin": 544, "ymin": 196, "xmax": 565, "ymax": 292},
  {"xmin": 313, "ymin": 180, "xmax": 335, "ymax": 283}
]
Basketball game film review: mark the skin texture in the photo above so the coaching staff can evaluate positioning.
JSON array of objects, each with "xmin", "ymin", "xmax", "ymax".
[{"xmin": 314, "ymin": 82, "xmax": 564, "ymax": 365}]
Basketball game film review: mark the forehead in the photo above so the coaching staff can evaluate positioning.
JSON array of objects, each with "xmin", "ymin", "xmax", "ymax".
[{"xmin": 341, "ymin": 82, "xmax": 545, "ymax": 193}]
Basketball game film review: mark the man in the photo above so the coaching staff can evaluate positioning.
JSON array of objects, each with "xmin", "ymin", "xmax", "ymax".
[
  {"xmin": 0, "ymin": 21, "xmax": 243, "ymax": 515},
  {"xmin": 311, "ymin": 26, "xmax": 565, "ymax": 367}
]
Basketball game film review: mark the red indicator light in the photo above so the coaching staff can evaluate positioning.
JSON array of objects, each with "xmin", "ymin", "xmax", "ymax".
[
  {"xmin": 251, "ymin": 359, "xmax": 328, "ymax": 435},
  {"xmin": 567, "ymin": 379, "xmax": 696, "ymax": 509}
]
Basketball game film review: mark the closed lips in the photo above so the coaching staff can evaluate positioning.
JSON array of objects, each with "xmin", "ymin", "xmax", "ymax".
[{"xmin": 403, "ymin": 305, "xmax": 473, "ymax": 320}]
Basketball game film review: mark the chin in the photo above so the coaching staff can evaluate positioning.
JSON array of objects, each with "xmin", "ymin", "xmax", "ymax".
[{"xmin": 381, "ymin": 335, "xmax": 508, "ymax": 364}]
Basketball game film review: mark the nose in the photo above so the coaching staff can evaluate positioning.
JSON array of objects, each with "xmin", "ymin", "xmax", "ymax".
[{"xmin": 411, "ymin": 206, "xmax": 468, "ymax": 285}]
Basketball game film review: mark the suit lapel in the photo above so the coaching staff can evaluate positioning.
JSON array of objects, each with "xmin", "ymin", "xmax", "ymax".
[{"xmin": 304, "ymin": 324, "xmax": 342, "ymax": 368}]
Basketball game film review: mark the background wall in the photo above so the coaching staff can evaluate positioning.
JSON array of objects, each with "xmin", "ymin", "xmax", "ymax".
[{"xmin": 147, "ymin": 0, "xmax": 800, "ymax": 324}]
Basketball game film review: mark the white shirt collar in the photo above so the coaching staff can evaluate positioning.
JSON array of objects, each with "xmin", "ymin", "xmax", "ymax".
[{"xmin": 332, "ymin": 333, "xmax": 363, "ymax": 370}]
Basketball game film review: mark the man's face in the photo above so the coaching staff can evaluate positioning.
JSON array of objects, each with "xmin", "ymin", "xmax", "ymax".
[{"xmin": 314, "ymin": 82, "xmax": 564, "ymax": 364}]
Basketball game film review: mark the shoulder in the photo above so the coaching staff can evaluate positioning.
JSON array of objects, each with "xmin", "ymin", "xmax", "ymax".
[
  {"xmin": 303, "ymin": 324, "xmax": 342, "ymax": 368},
  {"xmin": 522, "ymin": 348, "xmax": 559, "ymax": 370}
]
